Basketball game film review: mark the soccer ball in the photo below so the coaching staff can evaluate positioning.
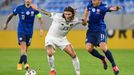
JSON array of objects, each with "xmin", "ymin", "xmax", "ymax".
[{"xmin": 25, "ymin": 69, "xmax": 37, "ymax": 75}]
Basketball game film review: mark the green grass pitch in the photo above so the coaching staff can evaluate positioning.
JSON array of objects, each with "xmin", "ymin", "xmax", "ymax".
[{"xmin": 0, "ymin": 48, "xmax": 134, "ymax": 75}]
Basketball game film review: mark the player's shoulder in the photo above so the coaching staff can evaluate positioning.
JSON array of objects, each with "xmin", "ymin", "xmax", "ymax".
[
  {"xmin": 51, "ymin": 12, "xmax": 63, "ymax": 19},
  {"xmin": 73, "ymin": 17, "xmax": 80, "ymax": 22},
  {"xmin": 100, "ymin": 3, "xmax": 107, "ymax": 8}
]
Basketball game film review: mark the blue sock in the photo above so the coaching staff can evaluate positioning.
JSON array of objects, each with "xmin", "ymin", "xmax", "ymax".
[
  {"xmin": 19, "ymin": 55, "xmax": 27, "ymax": 64},
  {"xmin": 90, "ymin": 49, "xmax": 104, "ymax": 60},
  {"xmin": 105, "ymin": 50, "xmax": 116, "ymax": 67}
]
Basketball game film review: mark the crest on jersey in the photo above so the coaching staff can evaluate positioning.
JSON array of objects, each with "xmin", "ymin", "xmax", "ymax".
[
  {"xmin": 97, "ymin": 9, "xmax": 100, "ymax": 14},
  {"xmin": 26, "ymin": 11, "xmax": 30, "ymax": 15},
  {"xmin": 31, "ymin": 11, "xmax": 34, "ymax": 16},
  {"xmin": 92, "ymin": 8, "xmax": 96, "ymax": 12}
]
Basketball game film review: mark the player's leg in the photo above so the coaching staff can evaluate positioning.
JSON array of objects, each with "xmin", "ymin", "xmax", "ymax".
[
  {"xmin": 86, "ymin": 32, "xmax": 107, "ymax": 70},
  {"xmin": 17, "ymin": 33, "xmax": 27, "ymax": 70},
  {"xmin": 64, "ymin": 44, "xmax": 80, "ymax": 75},
  {"xmin": 45, "ymin": 37, "xmax": 56, "ymax": 75},
  {"xmin": 86, "ymin": 43, "xmax": 106, "ymax": 67},
  {"xmin": 86, "ymin": 32, "xmax": 105, "ymax": 61},
  {"xmin": 99, "ymin": 42, "xmax": 119, "ymax": 75},
  {"xmin": 99, "ymin": 32, "xmax": 119, "ymax": 74},
  {"xmin": 46, "ymin": 45, "xmax": 56, "ymax": 75}
]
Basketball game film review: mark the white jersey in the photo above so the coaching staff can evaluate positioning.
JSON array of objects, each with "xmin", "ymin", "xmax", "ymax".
[{"xmin": 46, "ymin": 13, "xmax": 82, "ymax": 38}]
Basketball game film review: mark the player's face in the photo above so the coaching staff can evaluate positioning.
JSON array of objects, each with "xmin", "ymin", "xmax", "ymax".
[
  {"xmin": 63, "ymin": 11, "xmax": 73, "ymax": 21},
  {"xmin": 92, "ymin": 0, "xmax": 101, "ymax": 7},
  {"xmin": 25, "ymin": 0, "xmax": 32, "ymax": 5}
]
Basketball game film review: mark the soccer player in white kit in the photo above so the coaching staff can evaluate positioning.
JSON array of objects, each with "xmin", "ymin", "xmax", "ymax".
[{"xmin": 32, "ymin": 6, "xmax": 87, "ymax": 75}]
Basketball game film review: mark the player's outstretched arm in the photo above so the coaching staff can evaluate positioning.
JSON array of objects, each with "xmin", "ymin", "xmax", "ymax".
[
  {"xmin": 110, "ymin": 6, "xmax": 121, "ymax": 11},
  {"xmin": 3, "ymin": 13, "xmax": 15, "ymax": 30},
  {"xmin": 31, "ymin": 4, "xmax": 51, "ymax": 17},
  {"xmin": 38, "ymin": 16, "xmax": 44, "ymax": 37},
  {"xmin": 82, "ymin": 8, "xmax": 89, "ymax": 26}
]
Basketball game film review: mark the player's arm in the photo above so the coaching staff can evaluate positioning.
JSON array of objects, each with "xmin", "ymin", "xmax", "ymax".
[
  {"xmin": 31, "ymin": 4, "xmax": 51, "ymax": 17},
  {"xmin": 37, "ymin": 8, "xmax": 51, "ymax": 17},
  {"xmin": 109, "ymin": 6, "xmax": 121, "ymax": 11},
  {"xmin": 3, "ymin": 13, "xmax": 15, "ymax": 30},
  {"xmin": 36, "ymin": 13, "xmax": 44, "ymax": 37},
  {"xmin": 82, "ymin": 8, "xmax": 89, "ymax": 26}
]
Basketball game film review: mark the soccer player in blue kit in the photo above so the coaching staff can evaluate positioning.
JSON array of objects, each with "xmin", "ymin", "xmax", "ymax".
[
  {"xmin": 83, "ymin": 0, "xmax": 120, "ymax": 75},
  {"xmin": 3, "ymin": 0, "xmax": 44, "ymax": 70}
]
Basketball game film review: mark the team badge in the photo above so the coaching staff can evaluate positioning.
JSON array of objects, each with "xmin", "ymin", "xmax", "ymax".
[
  {"xmin": 31, "ymin": 11, "xmax": 34, "ymax": 16},
  {"xmin": 97, "ymin": 9, "xmax": 100, "ymax": 14},
  {"xmin": 92, "ymin": 8, "xmax": 96, "ymax": 12},
  {"xmin": 26, "ymin": 11, "xmax": 30, "ymax": 15}
]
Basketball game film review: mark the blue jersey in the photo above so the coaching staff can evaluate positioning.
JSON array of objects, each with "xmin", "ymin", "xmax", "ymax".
[
  {"xmin": 13, "ymin": 4, "xmax": 39, "ymax": 34},
  {"xmin": 87, "ymin": 3, "xmax": 111, "ymax": 33}
]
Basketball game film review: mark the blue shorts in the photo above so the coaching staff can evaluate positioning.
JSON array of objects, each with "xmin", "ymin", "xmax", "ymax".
[
  {"xmin": 86, "ymin": 31, "xmax": 107, "ymax": 46},
  {"xmin": 18, "ymin": 33, "xmax": 32, "ymax": 46}
]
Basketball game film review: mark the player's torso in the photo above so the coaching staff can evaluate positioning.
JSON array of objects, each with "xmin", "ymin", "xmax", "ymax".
[
  {"xmin": 17, "ymin": 5, "xmax": 37, "ymax": 34},
  {"xmin": 47, "ymin": 15, "xmax": 79, "ymax": 38},
  {"xmin": 88, "ymin": 4, "xmax": 107, "ymax": 32}
]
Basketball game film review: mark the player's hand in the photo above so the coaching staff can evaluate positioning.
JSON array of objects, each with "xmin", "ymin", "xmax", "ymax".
[
  {"xmin": 31, "ymin": 4, "xmax": 38, "ymax": 10},
  {"xmin": 39, "ymin": 29, "xmax": 44, "ymax": 37},
  {"xmin": 82, "ymin": 19, "xmax": 87, "ymax": 26},
  {"xmin": 3, "ymin": 24, "xmax": 7, "ymax": 30},
  {"xmin": 110, "ymin": 6, "xmax": 121, "ymax": 11},
  {"xmin": 116, "ymin": 6, "xmax": 121, "ymax": 11}
]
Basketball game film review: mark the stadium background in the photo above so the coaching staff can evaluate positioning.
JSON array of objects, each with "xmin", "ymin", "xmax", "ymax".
[{"xmin": 0, "ymin": 0, "xmax": 134, "ymax": 75}]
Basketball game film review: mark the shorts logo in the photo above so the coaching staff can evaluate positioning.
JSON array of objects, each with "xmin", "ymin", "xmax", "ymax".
[{"xmin": 19, "ymin": 37, "xmax": 23, "ymax": 41}]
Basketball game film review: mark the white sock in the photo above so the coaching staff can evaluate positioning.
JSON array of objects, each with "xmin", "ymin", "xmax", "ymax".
[
  {"xmin": 72, "ymin": 57, "xmax": 80, "ymax": 75},
  {"xmin": 47, "ymin": 55, "xmax": 55, "ymax": 71}
]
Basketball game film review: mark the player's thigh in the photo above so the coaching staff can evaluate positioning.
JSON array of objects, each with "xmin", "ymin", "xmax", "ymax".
[
  {"xmin": 18, "ymin": 33, "xmax": 26, "ymax": 45},
  {"xmin": 45, "ymin": 36, "xmax": 56, "ymax": 56},
  {"xmin": 99, "ymin": 42, "xmax": 108, "ymax": 52},
  {"xmin": 26, "ymin": 34, "xmax": 32, "ymax": 46},
  {"xmin": 86, "ymin": 32, "xmax": 96, "ymax": 51},
  {"xmin": 56, "ymin": 37, "xmax": 71, "ymax": 50},
  {"xmin": 97, "ymin": 32, "xmax": 108, "ymax": 51},
  {"xmin": 64, "ymin": 44, "xmax": 76, "ymax": 58}
]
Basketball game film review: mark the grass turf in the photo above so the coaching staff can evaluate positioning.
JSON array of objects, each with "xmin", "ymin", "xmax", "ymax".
[{"xmin": 0, "ymin": 48, "xmax": 134, "ymax": 75}]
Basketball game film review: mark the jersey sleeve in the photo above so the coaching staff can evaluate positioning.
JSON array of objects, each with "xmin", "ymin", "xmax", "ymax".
[
  {"xmin": 87, "ymin": 2, "xmax": 92, "ymax": 11},
  {"xmin": 13, "ymin": 7, "xmax": 19, "ymax": 15},
  {"xmin": 50, "ymin": 13, "xmax": 62, "ymax": 19},
  {"xmin": 103, "ymin": 4, "xmax": 111, "ymax": 12},
  {"xmin": 34, "ymin": 10, "xmax": 40, "ymax": 15}
]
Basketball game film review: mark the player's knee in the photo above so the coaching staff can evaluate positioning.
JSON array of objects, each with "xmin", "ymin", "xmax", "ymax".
[
  {"xmin": 86, "ymin": 43, "xmax": 94, "ymax": 52},
  {"xmin": 47, "ymin": 50, "xmax": 53, "ymax": 57},
  {"xmin": 100, "ymin": 43, "xmax": 107, "ymax": 52},
  {"xmin": 86, "ymin": 46, "xmax": 93, "ymax": 52},
  {"xmin": 71, "ymin": 54, "xmax": 76, "ymax": 58}
]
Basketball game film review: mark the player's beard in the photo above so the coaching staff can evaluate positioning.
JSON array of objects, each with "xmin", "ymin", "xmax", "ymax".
[
  {"xmin": 25, "ymin": 2, "xmax": 31, "ymax": 8},
  {"xmin": 66, "ymin": 17, "xmax": 74, "ymax": 22}
]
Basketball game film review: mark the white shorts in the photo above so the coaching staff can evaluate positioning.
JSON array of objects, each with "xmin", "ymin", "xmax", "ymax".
[{"xmin": 45, "ymin": 36, "xmax": 71, "ymax": 50}]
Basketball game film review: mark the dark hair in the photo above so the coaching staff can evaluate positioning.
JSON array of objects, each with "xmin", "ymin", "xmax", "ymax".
[{"xmin": 62, "ymin": 6, "xmax": 75, "ymax": 19}]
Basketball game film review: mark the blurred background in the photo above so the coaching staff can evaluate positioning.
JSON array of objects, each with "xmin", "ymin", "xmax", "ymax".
[{"xmin": 0, "ymin": 0, "xmax": 134, "ymax": 49}]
